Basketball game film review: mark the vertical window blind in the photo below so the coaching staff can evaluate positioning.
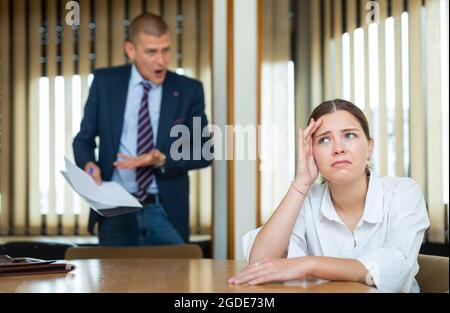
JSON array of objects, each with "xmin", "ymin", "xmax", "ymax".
[
  {"xmin": 0, "ymin": 0, "xmax": 212, "ymax": 236},
  {"xmin": 261, "ymin": 0, "xmax": 448, "ymax": 244},
  {"xmin": 260, "ymin": 0, "xmax": 296, "ymax": 225}
]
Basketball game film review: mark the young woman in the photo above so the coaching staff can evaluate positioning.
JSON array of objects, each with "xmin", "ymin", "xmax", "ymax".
[{"xmin": 229, "ymin": 99, "xmax": 430, "ymax": 292}]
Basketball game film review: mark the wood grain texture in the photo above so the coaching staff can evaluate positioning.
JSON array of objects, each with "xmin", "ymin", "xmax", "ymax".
[{"xmin": 0, "ymin": 258, "xmax": 376, "ymax": 293}]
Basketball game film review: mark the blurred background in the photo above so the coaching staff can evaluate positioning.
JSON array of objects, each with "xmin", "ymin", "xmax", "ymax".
[{"xmin": 0, "ymin": 0, "xmax": 448, "ymax": 260}]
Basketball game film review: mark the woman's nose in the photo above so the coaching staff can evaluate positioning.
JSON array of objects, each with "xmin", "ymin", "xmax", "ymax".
[{"xmin": 332, "ymin": 140, "xmax": 346, "ymax": 155}]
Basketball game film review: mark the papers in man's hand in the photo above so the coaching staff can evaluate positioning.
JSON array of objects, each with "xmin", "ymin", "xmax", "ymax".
[{"xmin": 61, "ymin": 157, "xmax": 143, "ymax": 217}]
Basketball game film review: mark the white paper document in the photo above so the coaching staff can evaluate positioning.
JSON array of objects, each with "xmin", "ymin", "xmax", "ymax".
[{"xmin": 61, "ymin": 157, "xmax": 143, "ymax": 217}]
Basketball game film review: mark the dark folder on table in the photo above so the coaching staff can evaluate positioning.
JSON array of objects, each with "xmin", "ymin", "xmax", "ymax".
[{"xmin": 0, "ymin": 255, "xmax": 76, "ymax": 277}]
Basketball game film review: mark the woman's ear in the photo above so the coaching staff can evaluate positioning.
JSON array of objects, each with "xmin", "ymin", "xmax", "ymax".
[{"xmin": 368, "ymin": 138, "xmax": 375, "ymax": 160}]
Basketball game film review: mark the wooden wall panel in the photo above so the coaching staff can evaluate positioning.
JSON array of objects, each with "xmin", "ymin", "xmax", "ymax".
[{"xmin": 0, "ymin": 0, "xmax": 11, "ymax": 235}]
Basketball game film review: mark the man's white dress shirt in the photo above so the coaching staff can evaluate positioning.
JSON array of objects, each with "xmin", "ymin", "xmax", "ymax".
[{"xmin": 111, "ymin": 64, "xmax": 162, "ymax": 194}]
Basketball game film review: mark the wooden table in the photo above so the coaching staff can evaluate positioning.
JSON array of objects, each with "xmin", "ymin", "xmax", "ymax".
[{"xmin": 0, "ymin": 259, "xmax": 376, "ymax": 293}]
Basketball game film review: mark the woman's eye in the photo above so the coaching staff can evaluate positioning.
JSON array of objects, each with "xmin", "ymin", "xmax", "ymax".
[
  {"xmin": 318, "ymin": 137, "xmax": 330, "ymax": 144},
  {"xmin": 345, "ymin": 132, "xmax": 357, "ymax": 139}
]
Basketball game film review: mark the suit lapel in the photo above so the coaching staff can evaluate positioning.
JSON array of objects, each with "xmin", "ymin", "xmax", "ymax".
[
  {"xmin": 157, "ymin": 72, "xmax": 179, "ymax": 151},
  {"xmin": 110, "ymin": 65, "xmax": 132, "ymax": 155}
]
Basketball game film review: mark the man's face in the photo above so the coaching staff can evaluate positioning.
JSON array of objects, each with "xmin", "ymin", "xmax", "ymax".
[{"xmin": 125, "ymin": 32, "xmax": 172, "ymax": 85}]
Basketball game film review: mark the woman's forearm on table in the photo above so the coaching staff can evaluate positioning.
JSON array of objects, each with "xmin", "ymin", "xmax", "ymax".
[
  {"xmin": 249, "ymin": 182, "xmax": 310, "ymax": 263},
  {"xmin": 307, "ymin": 256, "xmax": 369, "ymax": 284}
]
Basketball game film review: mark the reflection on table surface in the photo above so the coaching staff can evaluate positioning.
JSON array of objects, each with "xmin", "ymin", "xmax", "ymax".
[{"xmin": 0, "ymin": 258, "xmax": 377, "ymax": 293}]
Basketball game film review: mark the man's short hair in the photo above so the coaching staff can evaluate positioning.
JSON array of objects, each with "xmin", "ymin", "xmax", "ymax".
[{"xmin": 127, "ymin": 13, "xmax": 170, "ymax": 44}]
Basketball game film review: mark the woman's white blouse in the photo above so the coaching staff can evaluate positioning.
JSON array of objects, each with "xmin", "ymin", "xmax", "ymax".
[{"xmin": 242, "ymin": 173, "xmax": 430, "ymax": 293}]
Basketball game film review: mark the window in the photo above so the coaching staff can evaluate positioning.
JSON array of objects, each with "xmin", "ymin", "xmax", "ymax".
[{"xmin": 0, "ymin": 0, "xmax": 213, "ymax": 236}]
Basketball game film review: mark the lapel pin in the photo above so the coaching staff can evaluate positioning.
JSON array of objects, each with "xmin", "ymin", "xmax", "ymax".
[{"xmin": 173, "ymin": 91, "xmax": 179, "ymax": 97}]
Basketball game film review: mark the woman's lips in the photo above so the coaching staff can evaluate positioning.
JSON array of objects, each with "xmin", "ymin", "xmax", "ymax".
[{"xmin": 332, "ymin": 160, "xmax": 352, "ymax": 167}]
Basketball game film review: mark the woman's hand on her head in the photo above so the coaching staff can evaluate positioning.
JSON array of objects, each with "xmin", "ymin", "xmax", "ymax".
[
  {"xmin": 295, "ymin": 118, "xmax": 323, "ymax": 187},
  {"xmin": 228, "ymin": 257, "xmax": 313, "ymax": 286}
]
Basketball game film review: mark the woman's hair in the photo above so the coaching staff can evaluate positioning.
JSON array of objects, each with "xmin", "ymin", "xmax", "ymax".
[
  {"xmin": 309, "ymin": 99, "xmax": 372, "ymax": 174},
  {"xmin": 309, "ymin": 99, "xmax": 371, "ymax": 140}
]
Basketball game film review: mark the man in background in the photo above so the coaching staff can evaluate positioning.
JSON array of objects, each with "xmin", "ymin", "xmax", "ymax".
[{"xmin": 73, "ymin": 13, "xmax": 212, "ymax": 246}]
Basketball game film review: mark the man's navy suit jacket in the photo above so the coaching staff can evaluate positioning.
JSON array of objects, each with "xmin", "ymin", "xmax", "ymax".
[{"xmin": 73, "ymin": 65, "xmax": 213, "ymax": 242}]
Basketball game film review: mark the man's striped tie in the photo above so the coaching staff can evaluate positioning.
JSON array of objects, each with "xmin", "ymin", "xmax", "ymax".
[{"xmin": 136, "ymin": 81, "xmax": 154, "ymax": 202}]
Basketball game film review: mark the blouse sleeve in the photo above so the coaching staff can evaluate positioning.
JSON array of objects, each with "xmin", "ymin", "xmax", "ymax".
[
  {"xmin": 287, "ymin": 205, "xmax": 309, "ymax": 258},
  {"xmin": 242, "ymin": 200, "xmax": 309, "ymax": 262},
  {"xmin": 356, "ymin": 180, "xmax": 430, "ymax": 292}
]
